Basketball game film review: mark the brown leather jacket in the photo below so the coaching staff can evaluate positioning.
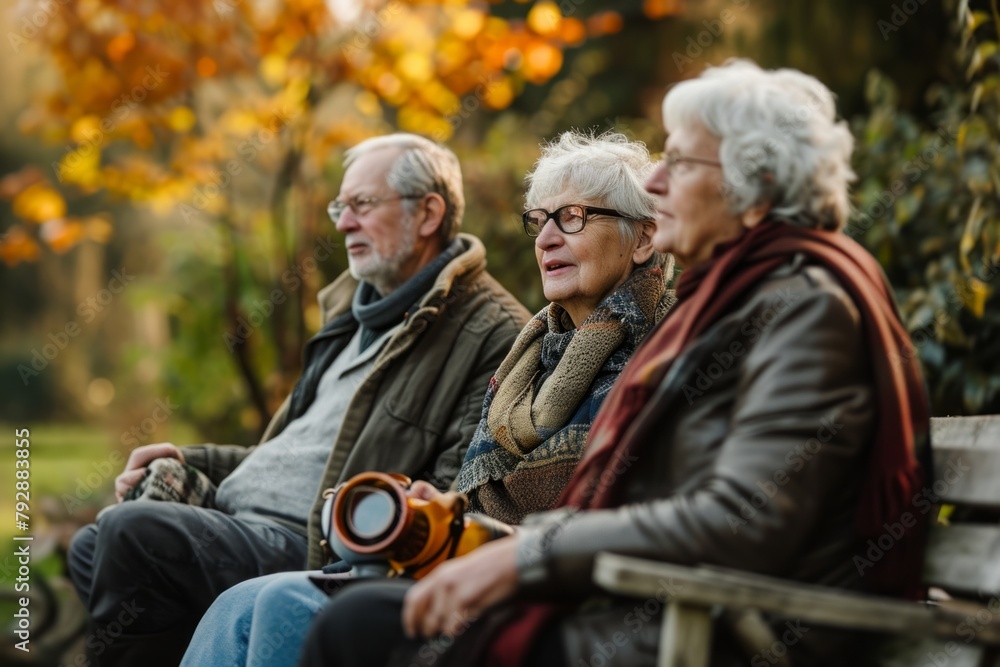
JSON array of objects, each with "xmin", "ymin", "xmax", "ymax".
[{"xmin": 516, "ymin": 256, "xmax": 883, "ymax": 666}]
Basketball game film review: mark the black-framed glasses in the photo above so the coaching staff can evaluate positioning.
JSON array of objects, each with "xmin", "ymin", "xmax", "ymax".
[
  {"xmin": 663, "ymin": 154, "xmax": 722, "ymax": 176},
  {"xmin": 521, "ymin": 204, "xmax": 633, "ymax": 237},
  {"xmin": 327, "ymin": 194, "xmax": 425, "ymax": 223}
]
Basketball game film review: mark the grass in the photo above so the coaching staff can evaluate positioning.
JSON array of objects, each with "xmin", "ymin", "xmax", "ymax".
[
  {"xmin": 0, "ymin": 419, "xmax": 198, "ymax": 548},
  {"xmin": 0, "ymin": 421, "xmax": 199, "ymax": 641}
]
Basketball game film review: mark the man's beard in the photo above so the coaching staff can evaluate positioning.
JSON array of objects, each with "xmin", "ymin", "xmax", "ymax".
[{"xmin": 348, "ymin": 216, "xmax": 416, "ymax": 294}]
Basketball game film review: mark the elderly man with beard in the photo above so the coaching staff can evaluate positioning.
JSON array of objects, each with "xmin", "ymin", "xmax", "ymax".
[{"xmin": 66, "ymin": 133, "xmax": 529, "ymax": 667}]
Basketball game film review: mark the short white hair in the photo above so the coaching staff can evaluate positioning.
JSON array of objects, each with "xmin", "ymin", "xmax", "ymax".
[
  {"xmin": 664, "ymin": 59, "xmax": 855, "ymax": 230},
  {"xmin": 344, "ymin": 133, "xmax": 464, "ymax": 243},
  {"xmin": 525, "ymin": 130, "xmax": 662, "ymax": 257}
]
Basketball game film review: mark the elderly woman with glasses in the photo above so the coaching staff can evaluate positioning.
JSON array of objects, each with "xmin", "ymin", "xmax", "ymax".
[
  {"xmin": 180, "ymin": 130, "xmax": 674, "ymax": 667},
  {"xmin": 299, "ymin": 60, "xmax": 930, "ymax": 667}
]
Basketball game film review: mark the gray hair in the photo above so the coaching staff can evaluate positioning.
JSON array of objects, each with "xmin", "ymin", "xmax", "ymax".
[
  {"xmin": 525, "ymin": 130, "xmax": 666, "ymax": 265},
  {"xmin": 663, "ymin": 59, "xmax": 855, "ymax": 230},
  {"xmin": 344, "ymin": 133, "xmax": 465, "ymax": 243}
]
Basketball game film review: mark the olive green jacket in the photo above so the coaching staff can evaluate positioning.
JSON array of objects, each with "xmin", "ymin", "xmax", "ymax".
[{"xmin": 184, "ymin": 234, "xmax": 530, "ymax": 569}]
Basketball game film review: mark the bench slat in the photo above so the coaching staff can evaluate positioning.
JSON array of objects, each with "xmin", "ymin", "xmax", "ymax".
[
  {"xmin": 931, "ymin": 417, "xmax": 1000, "ymax": 509},
  {"xmin": 593, "ymin": 553, "xmax": 1000, "ymax": 644},
  {"xmin": 925, "ymin": 524, "xmax": 1000, "ymax": 597}
]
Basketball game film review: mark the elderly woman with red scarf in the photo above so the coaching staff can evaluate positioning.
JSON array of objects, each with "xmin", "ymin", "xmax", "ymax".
[{"xmin": 299, "ymin": 60, "xmax": 930, "ymax": 667}]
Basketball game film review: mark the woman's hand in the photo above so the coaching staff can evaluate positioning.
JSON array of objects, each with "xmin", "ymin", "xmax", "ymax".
[
  {"xmin": 114, "ymin": 443, "xmax": 184, "ymax": 502},
  {"xmin": 407, "ymin": 480, "xmax": 445, "ymax": 501},
  {"xmin": 402, "ymin": 536, "xmax": 520, "ymax": 638}
]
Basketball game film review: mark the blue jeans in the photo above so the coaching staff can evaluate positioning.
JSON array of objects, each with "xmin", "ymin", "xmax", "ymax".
[{"xmin": 181, "ymin": 571, "xmax": 327, "ymax": 667}]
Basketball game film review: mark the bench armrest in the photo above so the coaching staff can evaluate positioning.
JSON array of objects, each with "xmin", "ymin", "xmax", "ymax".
[{"xmin": 593, "ymin": 552, "xmax": 1000, "ymax": 645}]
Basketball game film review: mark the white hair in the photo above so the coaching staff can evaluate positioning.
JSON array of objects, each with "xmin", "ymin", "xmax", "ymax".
[
  {"xmin": 525, "ymin": 131, "xmax": 667, "ymax": 268},
  {"xmin": 344, "ymin": 133, "xmax": 465, "ymax": 243},
  {"xmin": 663, "ymin": 59, "xmax": 855, "ymax": 230}
]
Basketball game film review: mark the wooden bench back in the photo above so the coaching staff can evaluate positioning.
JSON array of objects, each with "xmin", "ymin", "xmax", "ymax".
[{"xmin": 925, "ymin": 416, "xmax": 1000, "ymax": 599}]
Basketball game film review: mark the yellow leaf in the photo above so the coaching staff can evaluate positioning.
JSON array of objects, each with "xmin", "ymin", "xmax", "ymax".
[
  {"xmin": 397, "ymin": 52, "xmax": 434, "ymax": 84},
  {"xmin": 523, "ymin": 41, "xmax": 563, "ymax": 84},
  {"xmin": 964, "ymin": 278, "xmax": 990, "ymax": 318},
  {"xmin": 451, "ymin": 8, "xmax": 485, "ymax": 39},
  {"xmin": 12, "ymin": 182, "xmax": 67, "ymax": 222},
  {"xmin": 483, "ymin": 77, "xmax": 514, "ymax": 110},
  {"xmin": 527, "ymin": 1, "xmax": 562, "ymax": 37},
  {"xmin": 167, "ymin": 107, "xmax": 197, "ymax": 133},
  {"xmin": 221, "ymin": 110, "xmax": 260, "ymax": 136},
  {"xmin": 967, "ymin": 42, "xmax": 998, "ymax": 78},
  {"xmin": 260, "ymin": 54, "xmax": 288, "ymax": 87},
  {"xmin": 71, "ymin": 115, "xmax": 103, "ymax": 145},
  {"xmin": 960, "ymin": 196, "xmax": 983, "ymax": 273}
]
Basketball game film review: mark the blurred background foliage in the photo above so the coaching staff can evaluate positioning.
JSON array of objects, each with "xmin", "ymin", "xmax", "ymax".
[{"xmin": 0, "ymin": 0, "xmax": 998, "ymax": 657}]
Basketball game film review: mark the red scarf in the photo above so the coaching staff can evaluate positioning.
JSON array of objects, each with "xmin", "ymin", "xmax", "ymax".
[{"xmin": 487, "ymin": 221, "xmax": 929, "ymax": 665}]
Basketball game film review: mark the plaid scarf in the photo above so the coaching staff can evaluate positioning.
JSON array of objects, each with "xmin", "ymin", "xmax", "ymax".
[
  {"xmin": 488, "ymin": 220, "xmax": 929, "ymax": 665},
  {"xmin": 457, "ymin": 265, "xmax": 673, "ymax": 524}
]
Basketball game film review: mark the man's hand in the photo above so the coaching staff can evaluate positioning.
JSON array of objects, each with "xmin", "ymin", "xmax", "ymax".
[
  {"xmin": 115, "ymin": 443, "xmax": 184, "ymax": 502},
  {"xmin": 402, "ymin": 536, "xmax": 520, "ymax": 638}
]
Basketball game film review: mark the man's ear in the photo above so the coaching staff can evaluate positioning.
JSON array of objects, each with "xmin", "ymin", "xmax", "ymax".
[
  {"xmin": 416, "ymin": 193, "xmax": 446, "ymax": 240},
  {"xmin": 631, "ymin": 221, "xmax": 656, "ymax": 265}
]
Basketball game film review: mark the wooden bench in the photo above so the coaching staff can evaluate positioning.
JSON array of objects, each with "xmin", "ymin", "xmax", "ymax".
[{"xmin": 594, "ymin": 415, "xmax": 1000, "ymax": 667}]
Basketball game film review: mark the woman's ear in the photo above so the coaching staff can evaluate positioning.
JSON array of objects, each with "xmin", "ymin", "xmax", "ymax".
[
  {"xmin": 416, "ymin": 193, "xmax": 446, "ymax": 239},
  {"xmin": 631, "ymin": 221, "xmax": 656, "ymax": 265},
  {"xmin": 741, "ymin": 202, "xmax": 771, "ymax": 229}
]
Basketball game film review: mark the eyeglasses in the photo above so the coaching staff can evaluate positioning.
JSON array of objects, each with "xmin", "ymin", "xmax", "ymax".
[
  {"xmin": 327, "ymin": 194, "xmax": 424, "ymax": 223},
  {"xmin": 521, "ymin": 204, "xmax": 633, "ymax": 237},
  {"xmin": 662, "ymin": 154, "xmax": 722, "ymax": 176}
]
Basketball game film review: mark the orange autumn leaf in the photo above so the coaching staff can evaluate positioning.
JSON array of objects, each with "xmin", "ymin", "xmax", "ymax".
[
  {"xmin": 0, "ymin": 226, "xmax": 41, "ymax": 266},
  {"xmin": 12, "ymin": 182, "xmax": 67, "ymax": 223},
  {"xmin": 106, "ymin": 32, "xmax": 136, "ymax": 62}
]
